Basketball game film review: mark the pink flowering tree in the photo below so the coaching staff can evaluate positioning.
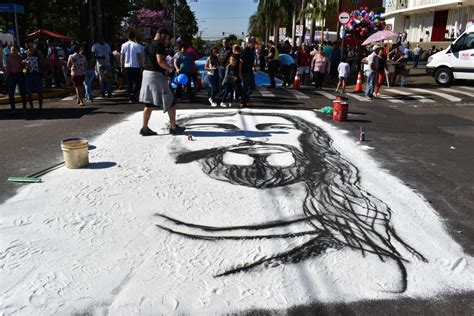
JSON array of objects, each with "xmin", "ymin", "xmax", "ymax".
[{"xmin": 129, "ymin": 8, "xmax": 172, "ymax": 31}]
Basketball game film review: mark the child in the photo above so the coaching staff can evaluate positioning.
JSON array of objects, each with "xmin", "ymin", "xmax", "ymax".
[
  {"xmin": 221, "ymin": 55, "xmax": 238, "ymax": 107},
  {"xmin": 336, "ymin": 57, "xmax": 350, "ymax": 94}
]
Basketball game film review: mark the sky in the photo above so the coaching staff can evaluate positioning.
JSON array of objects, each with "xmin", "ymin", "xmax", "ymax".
[{"xmin": 188, "ymin": 0, "xmax": 259, "ymax": 39}]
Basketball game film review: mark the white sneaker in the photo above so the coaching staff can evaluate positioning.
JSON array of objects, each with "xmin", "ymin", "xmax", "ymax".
[
  {"xmin": 208, "ymin": 97, "xmax": 213, "ymax": 105},
  {"xmin": 211, "ymin": 101, "xmax": 218, "ymax": 107},
  {"xmin": 228, "ymin": 102, "xmax": 233, "ymax": 107},
  {"xmin": 219, "ymin": 102, "xmax": 226, "ymax": 108}
]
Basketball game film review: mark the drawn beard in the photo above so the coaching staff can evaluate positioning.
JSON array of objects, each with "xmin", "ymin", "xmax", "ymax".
[{"xmin": 200, "ymin": 141, "xmax": 311, "ymax": 189}]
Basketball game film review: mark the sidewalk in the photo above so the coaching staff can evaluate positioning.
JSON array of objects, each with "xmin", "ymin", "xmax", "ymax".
[{"xmin": 0, "ymin": 87, "xmax": 74, "ymax": 106}]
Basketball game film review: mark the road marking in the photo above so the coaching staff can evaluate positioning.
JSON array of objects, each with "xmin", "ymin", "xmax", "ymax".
[
  {"xmin": 314, "ymin": 90, "xmax": 337, "ymax": 100},
  {"xmin": 439, "ymin": 88, "xmax": 474, "ymax": 98},
  {"xmin": 378, "ymin": 94, "xmax": 405, "ymax": 103},
  {"xmin": 257, "ymin": 87, "xmax": 275, "ymax": 97},
  {"xmin": 387, "ymin": 88, "xmax": 434, "ymax": 103},
  {"xmin": 287, "ymin": 90, "xmax": 310, "ymax": 99},
  {"xmin": 459, "ymin": 86, "xmax": 474, "ymax": 92},
  {"xmin": 409, "ymin": 88, "xmax": 462, "ymax": 102},
  {"xmin": 348, "ymin": 93, "xmax": 372, "ymax": 102},
  {"xmin": 62, "ymin": 96, "xmax": 76, "ymax": 101}
]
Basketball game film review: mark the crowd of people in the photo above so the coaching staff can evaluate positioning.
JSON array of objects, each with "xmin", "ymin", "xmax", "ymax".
[{"xmin": 1, "ymin": 27, "xmax": 447, "ymax": 136}]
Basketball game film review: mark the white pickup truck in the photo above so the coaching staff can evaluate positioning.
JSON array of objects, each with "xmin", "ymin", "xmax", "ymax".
[{"xmin": 426, "ymin": 25, "xmax": 474, "ymax": 85}]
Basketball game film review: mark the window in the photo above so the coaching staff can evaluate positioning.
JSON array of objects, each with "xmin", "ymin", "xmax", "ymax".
[{"xmin": 454, "ymin": 33, "xmax": 474, "ymax": 51}]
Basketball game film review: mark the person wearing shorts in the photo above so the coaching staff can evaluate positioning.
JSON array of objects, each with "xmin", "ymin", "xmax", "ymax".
[
  {"xmin": 67, "ymin": 44, "xmax": 87, "ymax": 106},
  {"xmin": 296, "ymin": 43, "xmax": 310, "ymax": 85},
  {"xmin": 23, "ymin": 40, "xmax": 45, "ymax": 110},
  {"xmin": 139, "ymin": 28, "xmax": 185, "ymax": 136},
  {"xmin": 336, "ymin": 57, "xmax": 350, "ymax": 94}
]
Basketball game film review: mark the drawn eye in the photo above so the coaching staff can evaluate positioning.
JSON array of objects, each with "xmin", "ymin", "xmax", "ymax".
[
  {"xmin": 222, "ymin": 152, "xmax": 254, "ymax": 166},
  {"xmin": 255, "ymin": 124, "xmax": 295, "ymax": 130},
  {"xmin": 266, "ymin": 152, "xmax": 295, "ymax": 167}
]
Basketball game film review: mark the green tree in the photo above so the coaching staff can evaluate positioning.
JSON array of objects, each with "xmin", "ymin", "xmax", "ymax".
[
  {"xmin": 300, "ymin": 0, "xmax": 338, "ymax": 44},
  {"xmin": 249, "ymin": 0, "xmax": 299, "ymax": 43}
]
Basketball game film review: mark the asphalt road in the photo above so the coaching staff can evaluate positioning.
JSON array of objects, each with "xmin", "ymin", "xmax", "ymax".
[{"xmin": 1, "ymin": 77, "xmax": 473, "ymax": 314}]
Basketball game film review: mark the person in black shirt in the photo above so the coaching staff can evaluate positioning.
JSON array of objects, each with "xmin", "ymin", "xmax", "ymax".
[
  {"xmin": 217, "ymin": 38, "xmax": 231, "ymax": 88},
  {"xmin": 267, "ymin": 41, "xmax": 279, "ymax": 89},
  {"xmin": 138, "ymin": 28, "xmax": 185, "ymax": 136},
  {"xmin": 232, "ymin": 44, "xmax": 242, "ymax": 104},
  {"xmin": 258, "ymin": 44, "xmax": 268, "ymax": 71},
  {"xmin": 240, "ymin": 38, "xmax": 256, "ymax": 107}
]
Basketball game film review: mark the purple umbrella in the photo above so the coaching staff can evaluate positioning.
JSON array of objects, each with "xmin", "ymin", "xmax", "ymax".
[{"xmin": 362, "ymin": 30, "xmax": 399, "ymax": 45}]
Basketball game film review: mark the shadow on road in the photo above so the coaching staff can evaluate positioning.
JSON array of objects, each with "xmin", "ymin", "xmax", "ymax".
[{"xmin": 0, "ymin": 107, "xmax": 125, "ymax": 120}]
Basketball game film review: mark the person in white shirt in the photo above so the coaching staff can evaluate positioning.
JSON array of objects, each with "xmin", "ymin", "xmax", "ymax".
[
  {"xmin": 336, "ymin": 57, "xmax": 350, "ymax": 94},
  {"xmin": 366, "ymin": 45, "xmax": 380, "ymax": 99},
  {"xmin": 120, "ymin": 31, "xmax": 143, "ymax": 103},
  {"xmin": 91, "ymin": 37, "xmax": 113, "ymax": 97},
  {"xmin": 412, "ymin": 44, "xmax": 422, "ymax": 69}
]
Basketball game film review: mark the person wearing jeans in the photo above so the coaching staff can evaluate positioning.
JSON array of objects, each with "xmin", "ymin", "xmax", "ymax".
[
  {"xmin": 92, "ymin": 38, "xmax": 113, "ymax": 97},
  {"xmin": 81, "ymin": 44, "xmax": 95, "ymax": 102},
  {"xmin": 204, "ymin": 47, "xmax": 220, "ymax": 106},
  {"xmin": 412, "ymin": 44, "xmax": 422, "ymax": 69},
  {"xmin": 5, "ymin": 47, "xmax": 27, "ymax": 111},
  {"xmin": 365, "ymin": 45, "xmax": 381, "ymax": 99}
]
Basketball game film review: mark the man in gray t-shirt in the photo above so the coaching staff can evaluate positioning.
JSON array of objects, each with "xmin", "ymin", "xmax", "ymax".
[{"xmin": 92, "ymin": 38, "xmax": 112, "ymax": 97}]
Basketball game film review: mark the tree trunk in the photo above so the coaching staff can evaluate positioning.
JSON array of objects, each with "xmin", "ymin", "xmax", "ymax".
[
  {"xmin": 291, "ymin": 4, "xmax": 296, "ymax": 46},
  {"xmin": 35, "ymin": 0, "xmax": 43, "ymax": 29},
  {"xmin": 265, "ymin": 23, "xmax": 269, "ymax": 43},
  {"xmin": 309, "ymin": 19, "xmax": 315, "ymax": 44},
  {"xmin": 274, "ymin": 24, "xmax": 279, "ymax": 43},
  {"xmin": 88, "ymin": 0, "xmax": 95, "ymax": 44},
  {"xmin": 95, "ymin": 0, "xmax": 103, "ymax": 40},
  {"xmin": 300, "ymin": 0, "xmax": 307, "ymax": 41}
]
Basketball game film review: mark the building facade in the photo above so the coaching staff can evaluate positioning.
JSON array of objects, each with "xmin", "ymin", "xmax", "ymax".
[{"xmin": 383, "ymin": 0, "xmax": 474, "ymax": 42}]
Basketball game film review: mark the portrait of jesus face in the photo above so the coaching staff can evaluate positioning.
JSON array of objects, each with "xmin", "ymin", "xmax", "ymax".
[
  {"xmin": 173, "ymin": 112, "xmax": 311, "ymax": 189},
  {"xmin": 158, "ymin": 110, "xmax": 427, "ymax": 292}
]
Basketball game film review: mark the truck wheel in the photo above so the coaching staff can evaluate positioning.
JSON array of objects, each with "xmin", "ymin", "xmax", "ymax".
[{"xmin": 435, "ymin": 68, "xmax": 453, "ymax": 85}]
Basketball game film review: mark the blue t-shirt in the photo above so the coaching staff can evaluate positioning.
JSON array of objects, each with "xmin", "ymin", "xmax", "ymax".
[
  {"xmin": 174, "ymin": 51, "xmax": 193, "ymax": 73},
  {"xmin": 278, "ymin": 54, "xmax": 295, "ymax": 65}
]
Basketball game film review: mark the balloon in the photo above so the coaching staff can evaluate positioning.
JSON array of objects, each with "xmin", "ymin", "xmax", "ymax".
[{"xmin": 175, "ymin": 74, "xmax": 188, "ymax": 85}]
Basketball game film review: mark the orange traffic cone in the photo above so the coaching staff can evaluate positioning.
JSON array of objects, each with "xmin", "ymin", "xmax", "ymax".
[
  {"xmin": 353, "ymin": 71, "xmax": 364, "ymax": 93},
  {"xmin": 293, "ymin": 72, "xmax": 301, "ymax": 90}
]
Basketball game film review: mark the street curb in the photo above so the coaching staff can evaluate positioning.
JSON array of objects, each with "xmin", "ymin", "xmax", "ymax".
[{"xmin": 0, "ymin": 88, "xmax": 74, "ymax": 106}]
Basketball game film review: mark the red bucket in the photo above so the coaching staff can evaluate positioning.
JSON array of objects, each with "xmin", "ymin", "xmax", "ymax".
[
  {"xmin": 335, "ymin": 96, "xmax": 348, "ymax": 102},
  {"xmin": 332, "ymin": 101, "xmax": 349, "ymax": 121}
]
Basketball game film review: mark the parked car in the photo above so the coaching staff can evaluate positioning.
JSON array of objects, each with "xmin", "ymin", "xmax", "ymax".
[{"xmin": 426, "ymin": 25, "xmax": 474, "ymax": 85}]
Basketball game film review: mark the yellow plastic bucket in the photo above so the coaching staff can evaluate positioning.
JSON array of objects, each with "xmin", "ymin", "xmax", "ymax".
[{"xmin": 61, "ymin": 138, "xmax": 89, "ymax": 169}]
